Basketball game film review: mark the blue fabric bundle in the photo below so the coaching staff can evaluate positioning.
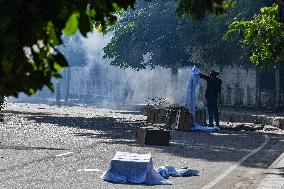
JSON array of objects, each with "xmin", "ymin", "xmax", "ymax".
[{"xmin": 156, "ymin": 166, "xmax": 199, "ymax": 179}]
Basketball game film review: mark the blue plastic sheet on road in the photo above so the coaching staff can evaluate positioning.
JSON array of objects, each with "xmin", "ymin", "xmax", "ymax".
[
  {"xmin": 101, "ymin": 152, "xmax": 199, "ymax": 185},
  {"xmin": 191, "ymin": 124, "xmax": 220, "ymax": 132}
]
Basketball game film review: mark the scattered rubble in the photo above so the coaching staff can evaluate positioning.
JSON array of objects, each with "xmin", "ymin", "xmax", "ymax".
[
  {"xmin": 263, "ymin": 125, "xmax": 280, "ymax": 131},
  {"xmin": 221, "ymin": 109, "xmax": 284, "ymax": 131}
]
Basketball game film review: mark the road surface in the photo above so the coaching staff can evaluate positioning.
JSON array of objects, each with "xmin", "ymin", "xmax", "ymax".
[{"xmin": 0, "ymin": 103, "xmax": 283, "ymax": 189}]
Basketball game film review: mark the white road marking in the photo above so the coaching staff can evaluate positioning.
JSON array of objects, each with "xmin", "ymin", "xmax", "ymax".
[
  {"xmin": 55, "ymin": 151, "xmax": 73, "ymax": 157},
  {"xmin": 76, "ymin": 168, "xmax": 102, "ymax": 172},
  {"xmin": 202, "ymin": 134, "xmax": 270, "ymax": 189}
]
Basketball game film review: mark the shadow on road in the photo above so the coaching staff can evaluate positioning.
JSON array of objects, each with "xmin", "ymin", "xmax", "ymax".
[{"xmin": 6, "ymin": 109, "xmax": 284, "ymax": 171}]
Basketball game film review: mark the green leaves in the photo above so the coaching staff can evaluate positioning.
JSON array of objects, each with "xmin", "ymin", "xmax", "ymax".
[
  {"xmin": 224, "ymin": 3, "xmax": 284, "ymax": 67},
  {"xmin": 46, "ymin": 21, "xmax": 61, "ymax": 46},
  {"xmin": 64, "ymin": 11, "xmax": 80, "ymax": 36},
  {"xmin": 64, "ymin": 10, "xmax": 94, "ymax": 37},
  {"xmin": 223, "ymin": 28, "xmax": 239, "ymax": 39},
  {"xmin": 53, "ymin": 53, "xmax": 69, "ymax": 71},
  {"xmin": 0, "ymin": 0, "xmax": 136, "ymax": 97}
]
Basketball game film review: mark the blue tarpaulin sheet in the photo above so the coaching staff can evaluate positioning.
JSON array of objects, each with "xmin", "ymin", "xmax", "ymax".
[
  {"xmin": 185, "ymin": 65, "xmax": 200, "ymax": 119},
  {"xmin": 101, "ymin": 152, "xmax": 198, "ymax": 185}
]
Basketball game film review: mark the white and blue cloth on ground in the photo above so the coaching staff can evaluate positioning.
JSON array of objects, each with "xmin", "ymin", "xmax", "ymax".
[
  {"xmin": 101, "ymin": 152, "xmax": 198, "ymax": 185},
  {"xmin": 185, "ymin": 65, "xmax": 220, "ymax": 132},
  {"xmin": 156, "ymin": 166, "xmax": 199, "ymax": 179}
]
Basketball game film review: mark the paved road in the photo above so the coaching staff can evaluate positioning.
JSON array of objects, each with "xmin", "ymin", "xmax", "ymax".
[{"xmin": 0, "ymin": 103, "xmax": 283, "ymax": 189}]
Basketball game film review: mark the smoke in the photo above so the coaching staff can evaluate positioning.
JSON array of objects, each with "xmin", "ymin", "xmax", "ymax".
[
  {"xmin": 80, "ymin": 30, "xmax": 196, "ymax": 107},
  {"xmin": 11, "ymin": 30, "xmax": 200, "ymax": 109}
]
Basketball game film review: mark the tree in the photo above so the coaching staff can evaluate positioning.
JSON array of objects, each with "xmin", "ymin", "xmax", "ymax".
[
  {"xmin": 176, "ymin": 0, "xmax": 284, "ymax": 68},
  {"xmin": 176, "ymin": 0, "xmax": 234, "ymax": 20},
  {"xmin": 0, "ymin": 0, "xmax": 135, "ymax": 97},
  {"xmin": 224, "ymin": 3, "xmax": 284, "ymax": 67},
  {"xmin": 103, "ymin": 1, "xmax": 193, "ymax": 70},
  {"xmin": 103, "ymin": 0, "xmax": 270, "ymax": 70},
  {"xmin": 1, "ymin": 0, "xmax": 281, "ymax": 97}
]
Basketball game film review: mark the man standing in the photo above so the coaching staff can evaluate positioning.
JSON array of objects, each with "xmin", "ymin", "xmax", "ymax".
[{"xmin": 199, "ymin": 70, "xmax": 222, "ymax": 127}]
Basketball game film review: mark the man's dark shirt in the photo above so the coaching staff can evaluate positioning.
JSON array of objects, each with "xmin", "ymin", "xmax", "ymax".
[{"xmin": 200, "ymin": 73, "xmax": 222, "ymax": 100}]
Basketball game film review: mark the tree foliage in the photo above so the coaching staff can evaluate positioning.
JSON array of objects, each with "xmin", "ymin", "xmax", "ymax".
[
  {"xmin": 176, "ymin": 0, "xmax": 234, "ymax": 20},
  {"xmin": 0, "ymin": 0, "xmax": 135, "ymax": 96},
  {"xmin": 103, "ymin": 0, "xmax": 270, "ymax": 70},
  {"xmin": 104, "ymin": 1, "xmax": 193, "ymax": 70},
  {"xmin": 224, "ymin": 3, "xmax": 284, "ymax": 67}
]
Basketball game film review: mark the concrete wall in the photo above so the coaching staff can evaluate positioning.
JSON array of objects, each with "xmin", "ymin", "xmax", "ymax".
[
  {"xmin": 13, "ymin": 64, "xmax": 277, "ymax": 109},
  {"xmin": 50, "ymin": 65, "xmax": 261, "ymax": 108},
  {"xmin": 220, "ymin": 67, "xmax": 256, "ymax": 107}
]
